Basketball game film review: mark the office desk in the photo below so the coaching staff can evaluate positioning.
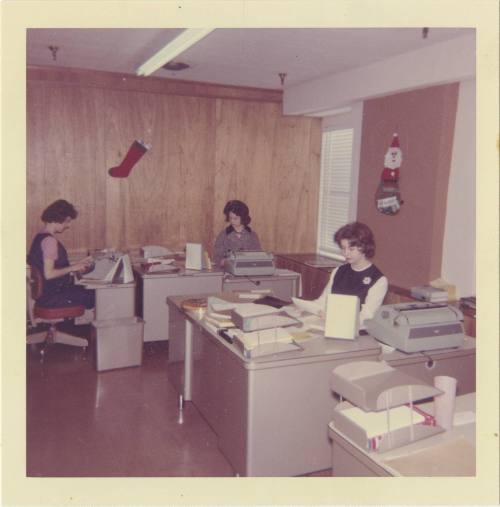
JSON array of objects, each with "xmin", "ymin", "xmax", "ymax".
[
  {"xmin": 135, "ymin": 266, "xmax": 224, "ymax": 342},
  {"xmin": 135, "ymin": 266, "xmax": 300, "ymax": 342},
  {"xmin": 167, "ymin": 293, "xmax": 381, "ymax": 476},
  {"xmin": 77, "ymin": 280, "xmax": 136, "ymax": 321},
  {"xmin": 328, "ymin": 393, "xmax": 475, "ymax": 476},
  {"xmin": 381, "ymin": 336, "xmax": 476, "ymax": 395}
]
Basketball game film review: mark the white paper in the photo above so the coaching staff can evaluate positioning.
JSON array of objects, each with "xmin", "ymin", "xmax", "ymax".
[
  {"xmin": 342, "ymin": 405, "xmax": 425, "ymax": 439},
  {"xmin": 207, "ymin": 297, "xmax": 237, "ymax": 312},
  {"xmin": 324, "ymin": 293, "xmax": 359, "ymax": 340},
  {"xmin": 231, "ymin": 327, "xmax": 293, "ymax": 350}
]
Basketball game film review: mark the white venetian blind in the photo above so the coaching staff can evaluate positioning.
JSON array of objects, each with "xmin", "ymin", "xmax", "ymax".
[{"xmin": 317, "ymin": 128, "xmax": 354, "ymax": 257}]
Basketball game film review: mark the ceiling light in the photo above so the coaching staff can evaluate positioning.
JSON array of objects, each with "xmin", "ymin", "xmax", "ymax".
[
  {"xmin": 136, "ymin": 28, "xmax": 214, "ymax": 76},
  {"xmin": 162, "ymin": 61, "xmax": 190, "ymax": 71}
]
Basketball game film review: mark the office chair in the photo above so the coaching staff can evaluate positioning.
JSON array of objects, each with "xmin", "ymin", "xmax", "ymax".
[{"xmin": 26, "ymin": 265, "xmax": 88, "ymax": 357}]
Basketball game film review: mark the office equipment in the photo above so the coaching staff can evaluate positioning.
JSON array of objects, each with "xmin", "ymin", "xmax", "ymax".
[
  {"xmin": 141, "ymin": 245, "xmax": 172, "ymax": 259},
  {"xmin": 330, "ymin": 360, "xmax": 444, "ymax": 452},
  {"xmin": 411, "ymin": 285, "xmax": 448, "ymax": 302},
  {"xmin": 166, "ymin": 292, "xmax": 382, "ymax": 476},
  {"xmin": 82, "ymin": 253, "xmax": 134, "ymax": 284},
  {"xmin": 91, "ymin": 316, "xmax": 144, "ymax": 371},
  {"xmin": 231, "ymin": 303, "xmax": 298, "ymax": 332},
  {"xmin": 365, "ymin": 302, "xmax": 465, "ymax": 353},
  {"xmin": 185, "ymin": 243, "xmax": 204, "ymax": 270},
  {"xmin": 230, "ymin": 327, "xmax": 302, "ymax": 358},
  {"xmin": 26, "ymin": 265, "xmax": 88, "ymax": 356},
  {"xmin": 324, "ymin": 293, "xmax": 359, "ymax": 340},
  {"xmin": 141, "ymin": 262, "xmax": 179, "ymax": 274},
  {"xmin": 328, "ymin": 392, "xmax": 475, "ymax": 476},
  {"xmin": 225, "ymin": 250, "xmax": 275, "ymax": 276},
  {"xmin": 223, "ymin": 270, "xmax": 300, "ymax": 301}
]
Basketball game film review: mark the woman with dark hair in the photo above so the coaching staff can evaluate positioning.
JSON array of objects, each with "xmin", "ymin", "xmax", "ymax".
[
  {"xmin": 213, "ymin": 200, "xmax": 261, "ymax": 267},
  {"xmin": 312, "ymin": 221, "xmax": 388, "ymax": 326},
  {"xmin": 27, "ymin": 199, "xmax": 95, "ymax": 309}
]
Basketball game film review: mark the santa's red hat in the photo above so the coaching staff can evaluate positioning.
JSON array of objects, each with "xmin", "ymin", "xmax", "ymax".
[{"xmin": 390, "ymin": 133, "xmax": 400, "ymax": 148}]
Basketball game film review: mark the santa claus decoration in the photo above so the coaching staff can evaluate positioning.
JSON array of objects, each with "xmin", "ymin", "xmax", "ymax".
[{"xmin": 375, "ymin": 133, "xmax": 403, "ymax": 215}]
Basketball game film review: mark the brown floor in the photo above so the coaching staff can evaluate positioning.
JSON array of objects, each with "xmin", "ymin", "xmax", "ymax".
[{"xmin": 26, "ymin": 328, "xmax": 331, "ymax": 477}]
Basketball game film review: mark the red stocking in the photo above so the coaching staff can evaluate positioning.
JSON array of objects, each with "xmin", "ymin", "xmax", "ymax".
[{"xmin": 108, "ymin": 140, "xmax": 150, "ymax": 178}]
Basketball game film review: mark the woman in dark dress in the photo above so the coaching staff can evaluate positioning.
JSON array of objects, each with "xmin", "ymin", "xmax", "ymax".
[{"xmin": 27, "ymin": 199, "xmax": 95, "ymax": 309}]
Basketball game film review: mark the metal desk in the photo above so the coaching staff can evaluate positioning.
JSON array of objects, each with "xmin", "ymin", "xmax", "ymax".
[
  {"xmin": 135, "ymin": 265, "xmax": 300, "ymax": 342},
  {"xmin": 167, "ymin": 293, "xmax": 381, "ymax": 476},
  {"xmin": 381, "ymin": 336, "xmax": 476, "ymax": 395},
  {"xmin": 135, "ymin": 265, "xmax": 224, "ymax": 342},
  {"xmin": 328, "ymin": 392, "xmax": 475, "ymax": 476}
]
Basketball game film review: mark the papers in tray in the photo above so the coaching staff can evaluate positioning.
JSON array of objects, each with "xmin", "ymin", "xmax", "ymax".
[
  {"xmin": 230, "ymin": 327, "xmax": 302, "ymax": 358},
  {"xmin": 231, "ymin": 303, "xmax": 299, "ymax": 332},
  {"xmin": 341, "ymin": 405, "xmax": 426, "ymax": 439}
]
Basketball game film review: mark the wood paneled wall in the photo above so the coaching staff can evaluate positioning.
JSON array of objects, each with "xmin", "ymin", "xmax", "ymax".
[{"xmin": 27, "ymin": 66, "xmax": 321, "ymax": 257}]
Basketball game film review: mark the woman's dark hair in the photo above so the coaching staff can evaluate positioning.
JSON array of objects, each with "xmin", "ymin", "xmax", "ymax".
[
  {"xmin": 41, "ymin": 199, "xmax": 78, "ymax": 224},
  {"xmin": 334, "ymin": 221, "xmax": 376, "ymax": 258},
  {"xmin": 223, "ymin": 200, "xmax": 252, "ymax": 227}
]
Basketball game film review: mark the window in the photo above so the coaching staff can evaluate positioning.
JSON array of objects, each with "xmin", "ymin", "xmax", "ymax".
[{"xmin": 317, "ymin": 127, "xmax": 356, "ymax": 259}]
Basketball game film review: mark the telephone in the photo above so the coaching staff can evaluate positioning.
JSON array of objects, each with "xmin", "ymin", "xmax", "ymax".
[{"xmin": 141, "ymin": 245, "xmax": 172, "ymax": 259}]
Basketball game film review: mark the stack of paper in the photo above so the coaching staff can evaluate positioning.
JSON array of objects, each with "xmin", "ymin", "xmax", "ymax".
[
  {"xmin": 231, "ymin": 327, "xmax": 294, "ymax": 350},
  {"xmin": 341, "ymin": 405, "xmax": 425, "ymax": 439},
  {"xmin": 204, "ymin": 311, "xmax": 235, "ymax": 329}
]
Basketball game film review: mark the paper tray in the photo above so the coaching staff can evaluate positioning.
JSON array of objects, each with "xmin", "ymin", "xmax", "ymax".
[
  {"xmin": 331, "ymin": 400, "xmax": 444, "ymax": 453},
  {"xmin": 234, "ymin": 337, "xmax": 302, "ymax": 359},
  {"xmin": 331, "ymin": 361, "xmax": 443, "ymax": 411}
]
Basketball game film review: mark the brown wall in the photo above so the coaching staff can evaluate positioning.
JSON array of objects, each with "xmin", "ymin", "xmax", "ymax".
[
  {"xmin": 27, "ymin": 66, "xmax": 321, "ymax": 257},
  {"xmin": 357, "ymin": 83, "xmax": 459, "ymax": 288}
]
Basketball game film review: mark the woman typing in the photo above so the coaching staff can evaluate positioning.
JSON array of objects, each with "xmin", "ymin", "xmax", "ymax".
[{"xmin": 213, "ymin": 200, "xmax": 261, "ymax": 268}]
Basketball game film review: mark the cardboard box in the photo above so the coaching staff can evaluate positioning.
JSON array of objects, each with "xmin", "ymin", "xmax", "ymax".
[{"xmin": 92, "ymin": 317, "xmax": 144, "ymax": 371}]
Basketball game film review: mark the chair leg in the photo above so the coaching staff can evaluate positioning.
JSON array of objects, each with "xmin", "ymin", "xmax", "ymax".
[
  {"xmin": 26, "ymin": 332, "xmax": 48, "ymax": 345},
  {"xmin": 53, "ymin": 331, "xmax": 88, "ymax": 348}
]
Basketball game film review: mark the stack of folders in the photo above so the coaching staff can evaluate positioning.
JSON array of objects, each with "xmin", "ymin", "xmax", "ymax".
[
  {"xmin": 410, "ymin": 285, "xmax": 449, "ymax": 303},
  {"xmin": 204, "ymin": 311, "xmax": 235, "ymax": 329}
]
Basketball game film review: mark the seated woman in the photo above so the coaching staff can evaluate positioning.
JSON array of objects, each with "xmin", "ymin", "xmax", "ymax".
[
  {"xmin": 311, "ymin": 221, "xmax": 388, "ymax": 328},
  {"xmin": 213, "ymin": 200, "xmax": 261, "ymax": 268},
  {"xmin": 27, "ymin": 199, "xmax": 95, "ymax": 309}
]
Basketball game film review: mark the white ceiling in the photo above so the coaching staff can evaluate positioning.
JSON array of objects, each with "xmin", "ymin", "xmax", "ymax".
[{"xmin": 27, "ymin": 28, "xmax": 473, "ymax": 90}]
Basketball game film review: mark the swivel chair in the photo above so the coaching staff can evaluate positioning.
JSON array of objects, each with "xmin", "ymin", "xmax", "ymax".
[{"xmin": 26, "ymin": 265, "xmax": 88, "ymax": 357}]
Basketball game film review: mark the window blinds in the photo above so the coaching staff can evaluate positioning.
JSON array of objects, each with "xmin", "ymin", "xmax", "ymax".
[{"xmin": 317, "ymin": 128, "xmax": 354, "ymax": 257}]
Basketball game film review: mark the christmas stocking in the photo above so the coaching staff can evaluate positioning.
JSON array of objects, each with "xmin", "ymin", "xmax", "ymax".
[{"xmin": 108, "ymin": 140, "xmax": 150, "ymax": 178}]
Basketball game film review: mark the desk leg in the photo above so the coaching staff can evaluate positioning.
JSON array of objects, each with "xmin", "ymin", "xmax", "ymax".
[{"xmin": 184, "ymin": 320, "xmax": 193, "ymax": 403}]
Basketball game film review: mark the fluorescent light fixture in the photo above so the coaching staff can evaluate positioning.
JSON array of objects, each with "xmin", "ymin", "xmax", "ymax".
[{"xmin": 136, "ymin": 28, "xmax": 215, "ymax": 76}]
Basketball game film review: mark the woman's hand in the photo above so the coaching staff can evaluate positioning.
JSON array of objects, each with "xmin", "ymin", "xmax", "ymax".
[{"xmin": 72, "ymin": 256, "xmax": 94, "ymax": 273}]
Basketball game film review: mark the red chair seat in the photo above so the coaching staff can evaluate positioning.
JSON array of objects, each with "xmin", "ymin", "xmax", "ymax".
[{"xmin": 34, "ymin": 304, "xmax": 85, "ymax": 320}]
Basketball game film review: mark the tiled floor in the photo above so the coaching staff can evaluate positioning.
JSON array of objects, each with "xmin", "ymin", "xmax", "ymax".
[{"xmin": 26, "ymin": 329, "xmax": 331, "ymax": 477}]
